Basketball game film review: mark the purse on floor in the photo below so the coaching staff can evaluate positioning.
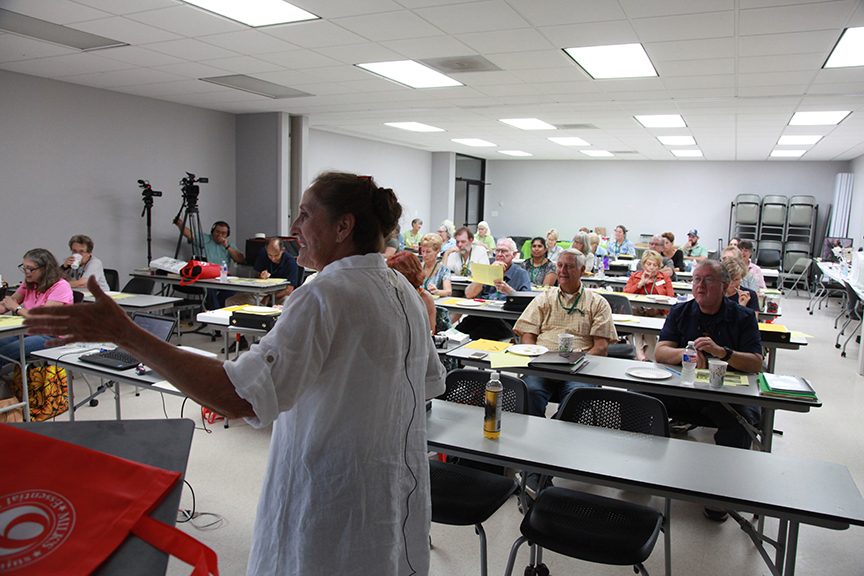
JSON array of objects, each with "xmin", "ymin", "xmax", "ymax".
[
  {"xmin": 8, "ymin": 364, "xmax": 68, "ymax": 421},
  {"xmin": 0, "ymin": 425, "xmax": 218, "ymax": 575}
]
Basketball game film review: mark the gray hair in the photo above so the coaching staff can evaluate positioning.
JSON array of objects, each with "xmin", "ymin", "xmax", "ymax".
[
  {"xmin": 571, "ymin": 231, "xmax": 591, "ymax": 255},
  {"xmin": 498, "ymin": 237, "xmax": 518, "ymax": 254},
  {"xmin": 559, "ymin": 248, "xmax": 587, "ymax": 269},
  {"xmin": 477, "ymin": 220, "xmax": 491, "ymax": 234},
  {"xmin": 696, "ymin": 260, "xmax": 731, "ymax": 285},
  {"xmin": 651, "ymin": 234, "xmax": 666, "ymax": 246}
]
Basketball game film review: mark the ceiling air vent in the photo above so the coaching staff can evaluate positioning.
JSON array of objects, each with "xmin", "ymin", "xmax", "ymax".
[
  {"xmin": 555, "ymin": 123, "xmax": 598, "ymax": 130},
  {"xmin": 420, "ymin": 56, "xmax": 502, "ymax": 74}
]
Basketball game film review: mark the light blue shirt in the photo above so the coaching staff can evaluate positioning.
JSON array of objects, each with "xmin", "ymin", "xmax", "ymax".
[{"xmin": 608, "ymin": 239, "xmax": 636, "ymax": 257}]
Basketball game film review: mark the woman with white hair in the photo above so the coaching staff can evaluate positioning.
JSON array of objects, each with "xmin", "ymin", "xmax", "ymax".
[
  {"xmin": 546, "ymin": 228, "xmax": 563, "ymax": 262},
  {"xmin": 570, "ymin": 231, "xmax": 595, "ymax": 273},
  {"xmin": 474, "ymin": 221, "xmax": 495, "ymax": 252},
  {"xmin": 437, "ymin": 220, "xmax": 456, "ymax": 255}
]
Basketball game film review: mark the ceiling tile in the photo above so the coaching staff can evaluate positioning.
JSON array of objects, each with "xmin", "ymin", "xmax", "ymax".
[
  {"xmin": 290, "ymin": 0, "xmax": 404, "ymax": 19},
  {"xmin": 654, "ymin": 58, "xmax": 735, "ymax": 77},
  {"xmin": 812, "ymin": 68, "xmax": 864, "ymax": 84},
  {"xmin": 256, "ymin": 50, "xmax": 343, "ymax": 70},
  {"xmin": 457, "ymin": 27, "xmax": 553, "ymax": 53},
  {"xmin": 738, "ymin": 70, "xmax": 817, "ymax": 86},
  {"xmin": 144, "ymin": 38, "xmax": 241, "ymax": 61},
  {"xmin": 739, "ymin": 1, "xmax": 856, "ymax": 36},
  {"xmin": 253, "ymin": 69, "xmax": 330, "ymax": 86},
  {"xmin": 665, "ymin": 87, "xmax": 736, "ymax": 98},
  {"xmin": 197, "ymin": 30, "xmax": 299, "ymax": 54},
  {"xmin": 61, "ymin": 66, "xmax": 185, "ymax": 87},
  {"xmin": 1, "ymin": 0, "xmax": 110, "ymax": 24},
  {"xmin": 738, "ymin": 30, "xmax": 840, "ymax": 56},
  {"xmin": 69, "ymin": 0, "xmax": 176, "ymax": 14},
  {"xmin": 0, "ymin": 51, "xmax": 133, "ymax": 77},
  {"xmin": 415, "ymin": 1, "xmax": 532, "ymax": 34},
  {"xmin": 645, "ymin": 37, "xmax": 735, "ymax": 61},
  {"xmin": 507, "ymin": 0, "xmax": 626, "ymax": 27},
  {"xmin": 619, "ymin": 0, "xmax": 734, "ymax": 18},
  {"xmin": 630, "ymin": 11, "xmax": 735, "ymax": 42},
  {"xmin": 125, "ymin": 6, "xmax": 245, "ymax": 37},
  {"xmin": 332, "ymin": 10, "xmax": 444, "ymax": 41},
  {"xmin": 738, "ymin": 84, "xmax": 810, "ymax": 97},
  {"xmin": 379, "ymin": 35, "xmax": 475, "ymax": 59},
  {"xmin": 73, "ymin": 16, "xmax": 182, "ymax": 44},
  {"xmin": 511, "ymin": 66, "xmax": 586, "ymax": 83},
  {"xmin": 738, "ymin": 53, "xmax": 827, "ymax": 73},
  {"xmin": 315, "ymin": 42, "xmax": 405, "ymax": 64},
  {"xmin": 151, "ymin": 61, "xmax": 240, "ymax": 79},
  {"xmin": 303, "ymin": 64, "xmax": 376, "ymax": 82},
  {"xmin": 0, "ymin": 33, "xmax": 78, "ymax": 62},
  {"xmin": 199, "ymin": 55, "xmax": 285, "ymax": 75},
  {"xmin": 262, "ymin": 20, "xmax": 368, "ymax": 48},
  {"xmin": 532, "ymin": 80, "xmax": 603, "ymax": 95},
  {"xmin": 485, "ymin": 49, "xmax": 572, "ymax": 70},
  {"xmin": 95, "ymin": 45, "xmax": 185, "ymax": 67},
  {"xmin": 662, "ymin": 75, "xmax": 735, "ymax": 89},
  {"xmin": 538, "ymin": 20, "xmax": 638, "ymax": 48}
]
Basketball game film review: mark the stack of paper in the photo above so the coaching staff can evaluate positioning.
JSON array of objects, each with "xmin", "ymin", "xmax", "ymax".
[{"xmin": 758, "ymin": 373, "xmax": 817, "ymax": 401}]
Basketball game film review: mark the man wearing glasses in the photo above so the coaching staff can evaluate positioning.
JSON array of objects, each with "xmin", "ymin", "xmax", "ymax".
[
  {"xmin": 60, "ymin": 235, "xmax": 109, "ymax": 292},
  {"xmin": 655, "ymin": 263, "xmax": 763, "ymax": 452},
  {"xmin": 635, "ymin": 234, "xmax": 677, "ymax": 281}
]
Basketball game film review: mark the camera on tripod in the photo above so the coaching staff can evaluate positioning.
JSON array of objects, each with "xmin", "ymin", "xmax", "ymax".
[
  {"xmin": 180, "ymin": 172, "xmax": 208, "ymax": 204},
  {"xmin": 138, "ymin": 179, "xmax": 162, "ymax": 199}
]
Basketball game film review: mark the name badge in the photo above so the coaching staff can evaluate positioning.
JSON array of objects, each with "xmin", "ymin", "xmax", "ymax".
[{"xmin": 655, "ymin": 279, "xmax": 666, "ymax": 286}]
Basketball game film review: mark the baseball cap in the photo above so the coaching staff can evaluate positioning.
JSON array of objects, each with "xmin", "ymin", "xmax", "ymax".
[{"xmin": 688, "ymin": 229, "xmax": 698, "ymax": 237}]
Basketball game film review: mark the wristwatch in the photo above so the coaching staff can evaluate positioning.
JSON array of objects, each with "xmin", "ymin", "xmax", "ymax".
[
  {"xmin": 721, "ymin": 346, "xmax": 733, "ymax": 361},
  {"xmin": 15, "ymin": 306, "xmax": 23, "ymax": 315}
]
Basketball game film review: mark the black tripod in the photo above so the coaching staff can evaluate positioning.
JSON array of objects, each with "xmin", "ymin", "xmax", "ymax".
[
  {"xmin": 138, "ymin": 179, "xmax": 162, "ymax": 266},
  {"xmin": 173, "ymin": 173, "xmax": 208, "ymax": 261}
]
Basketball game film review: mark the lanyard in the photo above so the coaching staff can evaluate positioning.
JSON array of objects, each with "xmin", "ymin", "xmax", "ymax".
[
  {"xmin": 558, "ymin": 287, "xmax": 584, "ymax": 315},
  {"xmin": 423, "ymin": 262, "xmax": 439, "ymax": 289},
  {"xmin": 529, "ymin": 258, "xmax": 547, "ymax": 283}
]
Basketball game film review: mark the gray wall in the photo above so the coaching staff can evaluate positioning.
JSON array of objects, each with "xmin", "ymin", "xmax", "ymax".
[
  {"xmin": 851, "ymin": 156, "xmax": 864, "ymax": 248},
  {"xmin": 0, "ymin": 70, "xmax": 235, "ymax": 285},
  {"xmin": 307, "ymin": 129, "xmax": 434, "ymax": 235},
  {"xmin": 485, "ymin": 160, "xmax": 851, "ymax": 250}
]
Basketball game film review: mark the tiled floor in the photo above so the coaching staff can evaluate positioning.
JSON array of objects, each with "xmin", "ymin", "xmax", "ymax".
[{"xmin": 58, "ymin": 291, "xmax": 864, "ymax": 575}]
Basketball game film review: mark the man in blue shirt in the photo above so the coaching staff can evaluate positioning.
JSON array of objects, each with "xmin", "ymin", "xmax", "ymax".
[
  {"xmin": 456, "ymin": 238, "xmax": 531, "ymax": 340},
  {"xmin": 227, "ymin": 238, "xmax": 298, "ymax": 307}
]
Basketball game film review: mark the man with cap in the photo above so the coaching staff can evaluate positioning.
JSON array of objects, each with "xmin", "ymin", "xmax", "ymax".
[{"xmin": 682, "ymin": 229, "xmax": 708, "ymax": 270}]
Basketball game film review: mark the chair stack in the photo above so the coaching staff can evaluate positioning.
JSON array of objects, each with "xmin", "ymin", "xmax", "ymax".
[{"xmin": 730, "ymin": 194, "xmax": 760, "ymax": 245}]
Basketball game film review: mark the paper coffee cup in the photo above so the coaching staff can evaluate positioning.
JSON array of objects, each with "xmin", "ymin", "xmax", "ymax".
[
  {"xmin": 71, "ymin": 253, "xmax": 83, "ymax": 270},
  {"xmin": 558, "ymin": 333, "xmax": 574, "ymax": 356},
  {"xmin": 708, "ymin": 359, "xmax": 728, "ymax": 388}
]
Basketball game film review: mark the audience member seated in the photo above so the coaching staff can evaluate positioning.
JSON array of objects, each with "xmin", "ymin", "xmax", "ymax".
[
  {"xmin": 382, "ymin": 227, "xmax": 402, "ymax": 258},
  {"xmin": 387, "ymin": 252, "xmax": 436, "ymax": 334},
  {"xmin": 570, "ymin": 231, "xmax": 594, "ymax": 273},
  {"xmin": 682, "ymin": 229, "xmax": 708, "ymax": 269},
  {"xmin": 729, "ymin": 237, "xmax": 740, "ymax": 247},
  {"xmin": 588, "ymin": 232, "xmax": 607, "ymax": 267},
  {"xmin": 438, "ymin": 220, "xmax": 456, "ymax": 255},
  {"xmin": 625, "ymin": 250, "xmax": 675, "ymax": 361},
  {"xmin": 661, "ymin": 231, "xmax": 685, "ymax": 271},
  {"xmin": 521, "ymin": 237, "xmax": 557, "ymax": 286},
  {"xmin": 444, "ymin": 227, "xmax": 489, "ymax": 276},
  {"xmin": 474, "ymin": 221, "xmax": 495, "ymax": 252},
  {"xmin": 403, "ymin": 218, "xmax": 423, "ymax": 251},
  {"xmin": 608, "ymin": 225, "xmax": 636, "ymax": 258},
  {"xmin": 173, "ymin": 218, "xmax": 244, "ymax": 309},
  {"xmin": 0, "ymin": 249, "xmax": 73, "ymax": 367},
  {"xmin": 60, "ymin": 234, "xmax": 109, "ymax": 292},
  {"xmin": 227, "ymin": 238, "xmax": 298, "ymax": 308},
  {"xmin": 636, "ymin": 235, "xmax": 677, "ymax": 280},
  {"xmin": 419, "ymin": 233, "xmax": 452, "ymax": 298},
  {"xmin": 513, "ymin": 249, "xmax": 617, "ymax": 417},
  {"xmin": 737, "ymin": 240, "xmax": 766, "ymax": 289},
  {"xmin": 722, "ymin": 257, "xmax": 760, "ymax": 312},
  {"xmin": 721, "ymin": 245, "xmax": 760, "ymax": 293},
  {"xmin": 545, "ymin": 228, "xmax": 563, "ymax": 262},
  {"xmin": 653, "ymin": 261, "xmax": 763, "ymax": 451},
  {"xmin": 457, "ymin": 238, "xmax": 531, "ymax": 340}
]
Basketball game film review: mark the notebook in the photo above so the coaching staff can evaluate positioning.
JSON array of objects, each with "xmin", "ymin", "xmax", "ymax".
[{"xmin": 79, "ymin": 313, "xmax": 177, "ymax": 371}]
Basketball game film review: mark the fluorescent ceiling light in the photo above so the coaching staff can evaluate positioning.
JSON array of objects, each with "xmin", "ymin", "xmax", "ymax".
[
  {"xmin": 0, "ymin": 8, "xmax": 126, "ymax": 50},
  {"xmin": 824, "ymin": 27, "xmax": 864, "ymax": 68},
  {"xmin": 182, "ymin": 0, "xmax": 318, "ymax": 27},
  {"xmin": 548, "ymin": 137, "xmax": 590, "ymax": 146},
  {"xmin": 789, "ymin": 111, "xmax": 850, "ymax": 125},
  {"xmin": 635, "ymin": 114, "xmax": 686, "ymax": 128},
  {"xmin": 564, "ymin": 43, "xmax": 657, "ymax": 79},
  {"xmin": 770, "ymin": 150, "xmax": 806, "ymax": 158},
  {"xmin": 671, "ymin": 149, "xmax": 703, "ymax": 157},
  {"xmin": 357, "ymin": 61, "xmax": 462, "ymax": 89},
  {"xmin": 581, "ymin": 150, "xmax": 614, "ymax": 157},
  {"xmin": 657, "ymin": 135, "xmax": 695, "ymax": 146},
  {"xmin": 499, "ymin": 118, "xmax": 556, "ymax": 130},
  {"xmin": 200, "ymin": 75, "xmax": 311, "ymax": 98},
  {"xmin": 778, "ymin": 135, "xmax": 822, "ymax": 145},
  {"xmin": 498, "ymin": 150, "xmax": 533, "ymax": 157},
  {"xmin": 385, "ymin": 122, "xmax": 444, "ymax": 132},
  {"xmin": 452, "ymin": 138, "xmax": 496, "ymax": 147}
]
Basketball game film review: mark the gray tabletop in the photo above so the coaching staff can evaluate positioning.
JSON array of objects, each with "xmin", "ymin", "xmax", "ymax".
[
  {"xmin": 10, "ymin": 419, "xmax": 195, "ymax": 576},
  {"xmin": 427, "ymin": 400, "xmax": 864, "ymax": 530}
]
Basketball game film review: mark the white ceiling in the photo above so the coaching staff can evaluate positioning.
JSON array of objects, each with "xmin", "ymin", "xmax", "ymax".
[{"xmin": 2, "ymin": 0, "xmax": 864, "ymax": 161}]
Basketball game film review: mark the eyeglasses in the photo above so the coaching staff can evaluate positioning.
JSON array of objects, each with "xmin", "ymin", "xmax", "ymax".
[
  {"xmin": 19, "ymin": 264, "xmax": 43, "ymax": 273},
  {"xmin": 691, "ymin": 276, "xmax": 718, "ymax": 286},
  {"xmin": 494, "ymin": 249, "xmax": 512, "ymax": 254}
]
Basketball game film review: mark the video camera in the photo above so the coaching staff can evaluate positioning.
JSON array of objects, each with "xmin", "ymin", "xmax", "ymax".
[
  {"xmin": 180, "ymin": 172, "xmax": 208, "ymax": 204},
  {"xmin": 138, "ymin": 179, "xmax": 162, "ymax": 199}
]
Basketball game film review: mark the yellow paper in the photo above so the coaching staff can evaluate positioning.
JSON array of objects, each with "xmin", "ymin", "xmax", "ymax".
[
  {"xmin": 758, "ymin": 323, "xmax": 788, "ymax": 333},
  {"xmin": 612, "ymin": 314, "xmax": 638, "ymax": 322},
  {"xmin": 695, "ymin": 369, "xmax": 710, "ymax": 383},
  {"xmin": 465, "ymin": 339, "xmax": 512, "ymax": 352},
  {"xmin": 439, "ymin": 298, "xmax": 461, "ymax": 305},
  {"xmin": 695, "ymin": 369, "xmax": 748, "ymax": 386},
  {"xmin": 109, "ymin": 293, "xmax": 136, "ymax": 300},
  {"xmin": 0, "ymin": 316, "xmax": 25, "ymax": 328},
  {"xmin": 489, "ymin": 351, "xmax": 531, "ymax": 369},
  {"xmin": 470, "ymin": 263, "xmax": 504, "ymax": 286},
  {"xmin": 790, "ymin": 330, "xmax": 813, "ymax": 339}
]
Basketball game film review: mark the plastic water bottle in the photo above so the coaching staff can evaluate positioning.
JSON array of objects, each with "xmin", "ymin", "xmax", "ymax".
[
  {"xmin": 484, "ymin": 372, "xmax": 503, "ymax": 439},
  {"xmin": 220, "ymin": 260, "xmax": 228, "ymax": 283},
  {"xmin": 681, "ymin": 341, "xmax": 697, "ymax": 384}
]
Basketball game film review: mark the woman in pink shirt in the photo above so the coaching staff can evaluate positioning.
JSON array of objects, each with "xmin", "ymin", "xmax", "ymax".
[{"xmin": 0, "ymin": 249, "xmax": 73, "ymax": 366}]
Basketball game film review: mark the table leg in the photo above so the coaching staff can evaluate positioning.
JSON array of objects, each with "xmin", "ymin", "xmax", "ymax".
[
  {"xmin": 783, "ymin": 522, "xmax": 799, "ymax": 576},
  {"xmin": 114, "ymin": 381, "xmax": 121, "ymax": 420},
  {"xmin": 68, "ymin": 370, "xmax": 75, "ymax": 422},
  {"xmin": 18, "ymin": 336, "xmax": 31, "ymax": 422},
  {"xmin": 224, "ymin": 331, "xmax": 230, "ymax": 361},
  {"xmin": 766, "ymin": 348, "xmax": 777, "ymax": 373},
  {"xmin": 775, "ymin": 519, "xmax": 788, "ymax": 574},
  {"xmin": 761, "ymin": 408, "xmax": 775, "ymax": 453}
]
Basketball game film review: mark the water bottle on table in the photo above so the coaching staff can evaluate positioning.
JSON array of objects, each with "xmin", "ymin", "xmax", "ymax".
[
  {"xmin": 681, "ymin": 341, "xmax": 697, "ymax": 384},
  {"xmin": 220, "ymin": 260, "xmax": 228, "ymax": 283}
]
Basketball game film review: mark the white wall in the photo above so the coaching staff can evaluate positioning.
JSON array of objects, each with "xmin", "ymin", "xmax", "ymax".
[
  {"xmin": 307, "ymin": 129, "xmax": 433, "ymax": 234},
  {"xmin": 0, "ymin": 70, "xmax": 235, "ymax": 286},
  {"xmin": 486, "ymin": 160, "xmax": 850, "ymax": 250},
  {"xmin": 850, "ymin": 155, "xmax": 864, "ymax": 249}
]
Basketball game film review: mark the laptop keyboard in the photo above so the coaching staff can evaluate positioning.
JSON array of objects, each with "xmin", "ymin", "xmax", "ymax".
[{"xmin": 98, "ymin": 349, "xmax": 139, "ymax": 365}]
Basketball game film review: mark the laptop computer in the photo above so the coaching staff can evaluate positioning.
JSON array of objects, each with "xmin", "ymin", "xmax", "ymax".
[{"xmin": 79, "ymin": 313, "xmax": 177, "ymax": 371}]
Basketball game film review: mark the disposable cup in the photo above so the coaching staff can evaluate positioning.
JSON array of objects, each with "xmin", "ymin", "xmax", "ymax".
[
  {"xmin": 558, "ymin": 333, "xmax": 574, "ymax": 356},
  {"xmin": 708, "ymin": 359, "xmax": 728, "ymax": 388}
]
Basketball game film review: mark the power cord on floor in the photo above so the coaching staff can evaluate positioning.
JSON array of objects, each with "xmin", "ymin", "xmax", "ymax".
[
  {"xmin": 176, "ymin": 479, "xmax": 225, "ymax": 530},
  {"xmin": 179, "ymin": 396, "xmax": 212, "ymax": 434}
]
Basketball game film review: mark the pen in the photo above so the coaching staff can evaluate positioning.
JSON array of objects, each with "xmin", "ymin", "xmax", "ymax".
[{"xmin": 663, "ymin": 366, "xmax": 681, "ymax": 375}]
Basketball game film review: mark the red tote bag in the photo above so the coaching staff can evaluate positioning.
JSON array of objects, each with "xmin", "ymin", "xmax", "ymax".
[{"xmin": 0, "ymin": 425, "xmax": 218, "ymax": 575}]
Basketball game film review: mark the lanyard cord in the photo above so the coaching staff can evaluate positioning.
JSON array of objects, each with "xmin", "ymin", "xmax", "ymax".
[{"xmin": 557, "ymin": 287, "xmax": 584, "ymax": 315}]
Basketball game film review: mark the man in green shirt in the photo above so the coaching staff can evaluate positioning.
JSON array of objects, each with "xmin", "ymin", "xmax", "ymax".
[
  {"xmin": 403, "ymin": 218, "xmax": 423, "ymax": 251},
  {"xmin": 682, "ymin": 229, "xmax": 708, "ymax": 270}
]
